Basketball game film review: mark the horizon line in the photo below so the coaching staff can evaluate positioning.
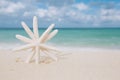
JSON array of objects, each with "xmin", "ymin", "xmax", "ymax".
[{"xmin": 0, "ymin": 27, "xmax": 120, "ymax": 30}]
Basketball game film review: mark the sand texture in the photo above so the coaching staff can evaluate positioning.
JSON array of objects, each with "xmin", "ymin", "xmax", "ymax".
[{"xmin": 0, "ymin": 48, "xmax": 120, "ymax": 80}]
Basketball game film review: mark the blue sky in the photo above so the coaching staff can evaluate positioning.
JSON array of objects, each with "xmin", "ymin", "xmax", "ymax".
[{"xmin": 0, "ymin": 0, "xmax": 120, "ymax": 28}]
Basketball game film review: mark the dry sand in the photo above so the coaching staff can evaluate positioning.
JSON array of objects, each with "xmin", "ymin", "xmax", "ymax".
[{"xmin": 0, "ymin": 48, "xmax": 120, "ymax": 80}]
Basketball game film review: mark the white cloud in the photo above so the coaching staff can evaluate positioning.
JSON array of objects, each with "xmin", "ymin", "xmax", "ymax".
[
  {"xmin": 100, "ymin": 9, "xmax": 120, "ymax": 21},
  {"xmin": 0, "ymin": 0, "xmax": 120, "ymax": 28},
  {"xmin": 23, "ymin": 3, "xmax": 90, "ymax": 23},
  {"xmin": 73, "ymin": 3, "xmax": 88, "ymax": 10},
  {"xmin": 0, "ymin": 0, "xmax": 25, "ymax": 14},
  {"xmin": 23, "ymin": 6, "xmax": 62, "ymax": 21},
  {"xmin": 36, "ymin": 0, "xmax": 75, "ymax": 6},
  {"xmin": 23, "ymin": 11, "xmax": 32, "ymax": 17},
  {"xmin": 36, "ymin": 9, "xmax": 47, "ymax": 18}
]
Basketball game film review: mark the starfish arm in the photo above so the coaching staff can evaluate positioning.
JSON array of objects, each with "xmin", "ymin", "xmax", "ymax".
[
  {"xmin": 42, "ymin": 29, "xmax": 58, "ymax": 43},
  {"xmin": 13, "ymin": 43, "xmax": 35, "ymax": 51},
  {"xmin": 35, "ymin": 46, "xmax": 40, "ymax": 64},
  {"xmin": 40, "ymin": 44, "xmax": 61, "ymax": 53},
  {"xmin": 40, "ymin": 34, "xmax": 48, "ymax": 43},
  {"xmin": 16, "ymin": 35, "xmax": 32, "ymax": 43},
  {"xmin": 21, "ymin": 21, "xmax": 35, "ymax": 39},
  {"xmin": 33, "ymin": 16, "xmax": 39, "ymax": 38},
  {"xmin": 39, "ymin": 24, "xmax": 55, "ymax": 42},
  {"xmin": 26, "ymin": 48, "xmax": 35, "ymax": 63},
  {"xmin": 43, "ymin": 50, "xmax": 58, "ymax": 61}
]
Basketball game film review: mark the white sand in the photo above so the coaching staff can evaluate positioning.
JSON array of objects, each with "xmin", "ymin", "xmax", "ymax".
[{"xmin": 0, "ymin": 48, "xmax": 120, "ymax": 80}]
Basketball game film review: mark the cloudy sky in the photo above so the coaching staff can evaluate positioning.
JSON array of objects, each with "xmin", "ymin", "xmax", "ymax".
[{"xmin": 0, "ymin": 0, "xmax": 120, "ymax": 28}]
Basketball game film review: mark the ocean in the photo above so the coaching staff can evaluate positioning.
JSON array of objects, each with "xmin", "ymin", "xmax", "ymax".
[{"xmin": 0, "ymin": 28, "xmax": 120, "ymax": 49}]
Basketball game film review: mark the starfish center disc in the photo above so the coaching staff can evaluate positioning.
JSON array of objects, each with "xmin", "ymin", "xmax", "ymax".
[{"xmin": 33, "ymin": 39, "xmax": 40, "ymax": 46}]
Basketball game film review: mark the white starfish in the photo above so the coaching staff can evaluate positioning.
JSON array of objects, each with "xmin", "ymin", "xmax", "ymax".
[{"xmin": 13, "ymin": 16, "xmax": 60, "ymax": 64}]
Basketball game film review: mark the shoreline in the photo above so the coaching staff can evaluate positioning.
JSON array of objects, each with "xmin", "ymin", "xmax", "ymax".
[
  {"xmin": 1, "ymin": 46, "xmax": 120, "ymax": 53},
  {"xmin": 0, "ymin": 42, "xmax": 120, "ymax": 50}
]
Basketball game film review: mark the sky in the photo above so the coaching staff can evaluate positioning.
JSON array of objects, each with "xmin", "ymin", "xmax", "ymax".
[{"xmin": 0, "ymin": 0, "xmax": 120, "ymax": 28}]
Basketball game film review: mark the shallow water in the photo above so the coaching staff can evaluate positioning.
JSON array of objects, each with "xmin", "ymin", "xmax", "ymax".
[{"xmin": 0, "ymin": 28, "xmax": 120, "ymax": 49}]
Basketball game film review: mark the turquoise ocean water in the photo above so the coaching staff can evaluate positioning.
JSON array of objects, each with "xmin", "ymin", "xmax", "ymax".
[{"xmin": 0, "ymin": 28, "xmax": 120, "ymax": 49}]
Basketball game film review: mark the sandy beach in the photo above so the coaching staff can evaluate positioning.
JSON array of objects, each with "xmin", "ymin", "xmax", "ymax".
[
  {"xmin": 0, "ymin": 0, "xmax": 120, "ymax": 80},
  {"xmin": 0, "ymin": 48, "xmax": 120, "ymax": 80}
]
